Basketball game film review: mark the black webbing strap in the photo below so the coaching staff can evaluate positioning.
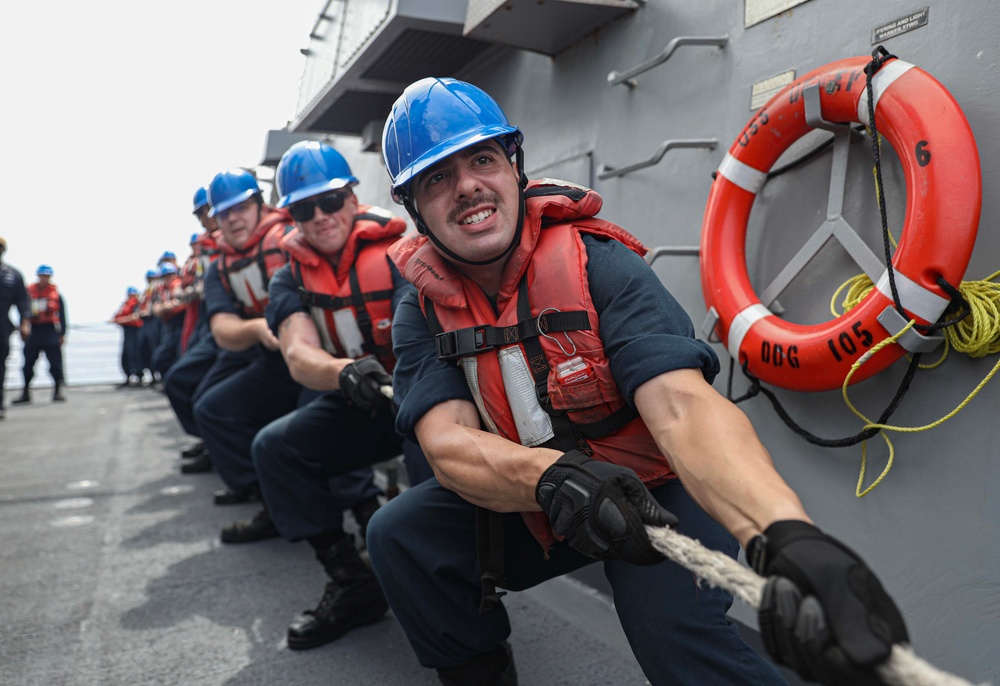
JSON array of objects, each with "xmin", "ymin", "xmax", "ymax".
[
  {"xmin": 434, "ymin": 310, "xmax": 591, "ymax": 360},
  {"xmin": 475, "ymin": 507, "xmax": 507, "ymax": 613},
  {"xmin": 348, "ymin": 265, "xmax": 376, "ymax": 355},
  {"xmin": 297, "ymin": 287, "xmax": 395, "ymax": 310},
  {"xmin": 513, "ymin": 280, "xmax": 590, "ymax": 454}
]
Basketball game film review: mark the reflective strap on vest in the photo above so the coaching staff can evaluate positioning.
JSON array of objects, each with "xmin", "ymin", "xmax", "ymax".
[{"xmin": 332, "ymin": 308, "xmax": 366, "ymax": 358}]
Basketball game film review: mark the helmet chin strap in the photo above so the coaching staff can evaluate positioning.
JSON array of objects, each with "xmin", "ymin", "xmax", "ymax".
[{"xmin": 404, "ymin": 147, "xmax": 528, "ymax": 267}]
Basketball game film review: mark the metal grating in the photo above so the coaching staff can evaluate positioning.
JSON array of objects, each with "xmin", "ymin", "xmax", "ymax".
[{"xmin": 360, "ymin": 28, "xmax": 493, "ymax": 82}]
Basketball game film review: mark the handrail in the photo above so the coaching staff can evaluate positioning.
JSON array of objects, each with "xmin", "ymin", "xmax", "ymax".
[
  {"xmin": 598, "ymin": 139, "xmax": 717, "ymax": 180},
  {"xmin": 608, "ymin": 36, "xmax": 729, "ymax": 88},
  {"xmin": 646, "ymin": 246, "xmax": 700, "ymax": 265}
]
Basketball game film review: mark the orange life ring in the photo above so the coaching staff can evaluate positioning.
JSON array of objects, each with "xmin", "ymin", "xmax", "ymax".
[{"xmin": 700, "ymin": 56, "xmax": 981, "ymax": 392}]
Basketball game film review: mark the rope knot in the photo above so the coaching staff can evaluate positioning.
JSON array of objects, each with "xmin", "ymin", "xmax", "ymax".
[{"xmin": 864, "ymin": 45, "xmax": 896, "ymax": 77}]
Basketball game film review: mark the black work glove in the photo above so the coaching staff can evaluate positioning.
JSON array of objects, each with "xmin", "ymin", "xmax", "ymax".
[
  {"xmin": 338, "ymin": 356, "xmax": 393, "ymax": 413},
  {"xmin": 750, "ymin": 520, "xmax": 909, "ymax": 685},
  {"xmin": 535, "ymin": 450, "xmax": 677, "ymax": 565}
]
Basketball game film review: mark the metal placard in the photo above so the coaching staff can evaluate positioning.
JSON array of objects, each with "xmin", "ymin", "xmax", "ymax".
[
  {"xmin": 750, "ymin": 70, "xmax": 796, "ymax": 110},
  {"xmin": 745, "ymin": 0, "xmax": 812, "ymax": 28},
  {"xmin": 871, "ymin": 7, "xmax": 929, "ymax": 44}
]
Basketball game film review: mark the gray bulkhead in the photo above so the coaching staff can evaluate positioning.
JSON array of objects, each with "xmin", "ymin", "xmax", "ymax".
[{"xmin": 285, "ymin": 1, "xmax": 1000, "ymax": 681}]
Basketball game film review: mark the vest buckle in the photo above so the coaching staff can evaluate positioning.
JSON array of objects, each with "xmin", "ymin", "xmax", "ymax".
[{"xmin": 435, "ymin": 325, "xmax": 494, "ymax": 360}]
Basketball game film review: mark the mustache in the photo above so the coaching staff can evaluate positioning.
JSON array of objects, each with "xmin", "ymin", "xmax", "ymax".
[{"xmin": 447, "ymin": 192, "xmax": 502, "ymax": 224}]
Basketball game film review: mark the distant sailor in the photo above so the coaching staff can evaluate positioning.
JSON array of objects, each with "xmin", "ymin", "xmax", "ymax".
[
  {"xmin": 0, "ymin": 235, "xmax": 30, "ymax": 419},
  {"xmin": 165, "ymin": 184, "xmax": 227, "ymax": 472},
  {"xmin": 110, "ymin": 286, "xmax": 144, "ymax": 387},
  {"xmin": 13, "ymin": 264, "xmax": 67, "ymax": 404}
]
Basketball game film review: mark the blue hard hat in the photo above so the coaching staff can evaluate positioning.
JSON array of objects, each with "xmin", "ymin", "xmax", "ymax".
[
  {"xmin": 36, "ymin": 264, "xmax": 53, "ymax": 276},
  {"xmin": 159, "ymin": 263, "xmax": 179, "ymax": 276},
  {"xmin": 146, "ymin": 269, "xmax": 158, "ymax": 279},
  {"xmin": 275, "ymin": 141, "xmax": 358, "ymax": 208},
  {"xmin": 159, "ymin": 251, "xmax": 176, "ymax": 262},
  {"xmin": 127, "ymin": 287, "xmax": 139, "ymax": 296},
  {"xmin": 207, "ymin": 168, "xmax": 261, "ymax": 217},
  {"xmin": 190, "ymin": 232, "xmax": 200, "ymax": 244},
  {"xmin": 192, "ymin": 185, "xmax": 210, "ymax": 214},
  {"xmin": 382, "ymin": 77, "xmax": 522, "ymax": 203}
]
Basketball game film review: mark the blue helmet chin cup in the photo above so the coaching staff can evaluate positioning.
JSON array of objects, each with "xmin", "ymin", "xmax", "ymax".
[
  {"xmin": 382, "ymin": 77, "xmax": 522, "ymax": 204},
  {"xmin": 276, "ymin": 141, "xmax": 359, "ymax": 208},
  {"xmin": 207, "ymin": 169, "xmax": 261, "ymax": 217}
]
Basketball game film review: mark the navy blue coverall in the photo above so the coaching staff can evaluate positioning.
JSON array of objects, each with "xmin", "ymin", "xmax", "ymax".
[
  {"xmin": 192, "ymin": 261, "xmax": 301, "ymax": 495},
  {"xmin": 0, "ymin": 261, "xmax": 28, "ymax": 407},
  {"xmin": 21, "ymin": 293, "xmax": 66, "ymax": 389}
]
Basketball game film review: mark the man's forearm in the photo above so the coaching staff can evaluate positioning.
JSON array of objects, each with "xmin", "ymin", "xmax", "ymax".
[
  {"xmin": 210, "ymin": 315, "xmax": 265, "ymax": 351},
  {"xmin": 415, "ymin": 399, "xmax": 561, "ymax": 512},
  {"xmin": 634, "ymin": 369, "xmax": 810, "ymax": 546},
  {"xmin": 283, "ymin": 341, "xmax": 345, "ymax": 391}
]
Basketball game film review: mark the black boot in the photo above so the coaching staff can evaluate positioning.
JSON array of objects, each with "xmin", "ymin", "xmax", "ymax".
[
  {"xmin": 220, "ymin": 506, "xmax": 280, "ymax": 544},
  {"xmin": 181, "ymin": 441, "xmax": 206, "ymax": 458},
  {"xmin": 52, "ymin": 384, "xmax": 66, "ymax": 402},
  {"xmin": 287, "ymin": 537, "xmax": 389, "ymax": 650},
  {"xmin": 11, "ymin": 389, "xmax": 30, "ymax": 405},
  {"xmin": 213, "ymin": 483, "xmax": 261, "ymax": 505},
  {"xmin": 180, "ymin": 451, "xmax": 213, "ymax": 474},
  {"xmin": 437, "ymin": 642, "xmax": 518, "ymax": 686}
]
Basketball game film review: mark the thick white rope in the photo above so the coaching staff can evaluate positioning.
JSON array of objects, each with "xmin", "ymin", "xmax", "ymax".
[{"xmin": 645, "ymin": 526, "xmax": 988, "ymax": 686}]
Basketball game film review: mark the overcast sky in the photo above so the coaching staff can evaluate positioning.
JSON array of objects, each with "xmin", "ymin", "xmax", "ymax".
[{"xmin": 0, "ymin": 1, "xmax": 324, "ymax": 324}]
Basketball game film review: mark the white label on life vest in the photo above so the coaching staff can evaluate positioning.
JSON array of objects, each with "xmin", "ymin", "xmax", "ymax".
[
  {"xmin": 718, "ymin": 153, "xmax": 767, "ymax": 195},
  {"xmin": 875, "ymin": 269, "xmax": 949, "ymax": 324},
  {"xmin": 498, "ymin": 346, "xmax": 555, "ymax": 448},
  {"xmin": 857, "ymin": 60, "xmax": 915, "ymax": 125},
  {"xmin": 728, "ymin": 304, "xmax": 773, "ymax": 361},
  {"xmin": 333, "ymin": 308, "xmax": 365, "ymax": 358}
]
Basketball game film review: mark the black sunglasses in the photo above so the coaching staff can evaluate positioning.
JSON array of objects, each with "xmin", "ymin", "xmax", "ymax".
[{"xmin": 289, "ymin": 192, "xmax": 349, "ymax": 222}]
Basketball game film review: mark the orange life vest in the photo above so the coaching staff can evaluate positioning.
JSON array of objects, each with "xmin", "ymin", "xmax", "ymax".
[
  {"xmin": 281, "ymin": 206, "xmax": 406, "ymax": 370},
  {"xmin": 113, "ymin": 295, "xmax": 143, "ymax": 328},
  {"xmin": 28, "ymin": 282, "xmax": 61, "ymax": 327},
  {"xmin": 196, "ymin": 230, "xmax": 221, "ymax": 281},
  {"xmin": 156, "ymin": 274, "xmax": 185, "ymax": 322},
  {"xmin": 180, "ymin": 252, "xmax": 199, "ymax": 290},
  {"xmin": 216, "ymin": 208, "xmax": 293, "ymax": 318},
  {"xmin": 390, "ymin": 181, "xmax": 675, "ymax": 550}
]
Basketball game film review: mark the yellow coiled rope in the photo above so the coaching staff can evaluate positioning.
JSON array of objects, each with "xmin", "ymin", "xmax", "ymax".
[{"xmin": 831, "ymin": 270, "xmax": 1000, "ymax": 496}]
